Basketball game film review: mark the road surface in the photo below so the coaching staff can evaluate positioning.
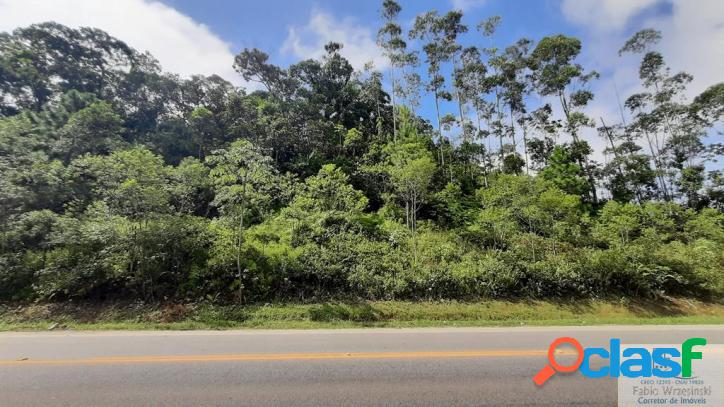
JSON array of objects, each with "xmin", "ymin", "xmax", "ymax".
[{"xmin": 1, "ymin": 325, "xmax": 722, "ymax": 406}]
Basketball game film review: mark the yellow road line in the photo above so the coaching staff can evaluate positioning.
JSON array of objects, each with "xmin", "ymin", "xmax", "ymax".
[{"xmin": 0, "ymin": 349, "xmax": 565, "ymax": 366}]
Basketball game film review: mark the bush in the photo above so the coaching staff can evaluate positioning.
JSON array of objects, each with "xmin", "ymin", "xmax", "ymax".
[
  {"xmin": 348, "ymin": 239, "xmax": 410, "ymax": 300},
  {"xmin": 450, "ymin": 253, "xmax": 522, "ymax": 298},
  {"xmin": 34, "ymin": 206, "xmax": 210, "ymax": 301}
]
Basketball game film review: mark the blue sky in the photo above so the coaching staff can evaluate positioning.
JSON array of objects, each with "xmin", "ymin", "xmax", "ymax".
[
  {"xmin": 161, "ymin": 0, "xmax": 570, "ymax": 68},
  {"xmin": 156, "ymin": 0, "xmax": 721, "ymax": 166},
  {"xmin": 1, "ymin": 0, "xmax": 722, "ymax": 168}
]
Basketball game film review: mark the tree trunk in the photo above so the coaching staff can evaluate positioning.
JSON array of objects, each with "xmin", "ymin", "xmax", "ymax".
[
  {"xmin": 521, "ymin": 121, "xmax": 530, "ymax": 175},
  {"xmin": 509, "ymin": 106, "xmax": 517, "ymax": 150},
  {"xmin": 390, "ymin": 68, "xmax": 398, "ymax": 143},
  {"xmin": 559, "ymin": 91, "xmax": 597, "ymax": 204},
  {"xmin": 236, "ymin": 179, "xmax": 247, "ymax": 304},
  {"xmin": 451, "ymin": 55, "xmax": 467, "ymax": 141},
  {"xmin": 434, "ymin": 93, "xmax": 445, "ymax": 169}
]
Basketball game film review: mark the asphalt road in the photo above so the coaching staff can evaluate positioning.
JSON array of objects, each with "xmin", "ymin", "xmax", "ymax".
[{"xmin": 1, "ymin": 325, "xmax": 722, "ymax": 406}]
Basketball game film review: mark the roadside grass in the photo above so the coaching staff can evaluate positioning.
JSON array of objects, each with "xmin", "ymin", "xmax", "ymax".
[{"xmin": 0, "ymin": 297, "xmax": 722, "ymax": 331}]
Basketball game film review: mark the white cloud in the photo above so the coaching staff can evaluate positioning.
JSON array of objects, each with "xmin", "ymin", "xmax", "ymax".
[
  {"xmin": 450, "ymin": 0, "xmax": 487, "ymax": 11},
  {"xmin": 281, "ymin": 10, "xmax": 387, "ymax": 71},
  {"xmin": 560, "ymin": 0, "xmax": 724, "ymax": 167},
  {"xmin": 0, "ymin": 0, "xmax": 241, "ymax": 84},
  {"xmin": 562, "ymin": 0, "xmax": 724, "ymax": 108},
  {"xmin": 561, "ymin": 0, "xmax": 659, "ymax": 31},
  {"xmin": 649, "ymin": 1, "xmax": 724, "ymax": 99}
]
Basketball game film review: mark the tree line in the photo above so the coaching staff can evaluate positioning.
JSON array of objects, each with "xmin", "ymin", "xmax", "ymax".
[{"xmin": 0, "ymin": 2, "xmax": 722, "ymax": 303}]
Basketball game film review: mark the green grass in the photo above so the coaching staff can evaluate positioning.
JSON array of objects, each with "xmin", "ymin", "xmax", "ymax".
[{"xmin": 0, "ymin": 298, "xmax": 722, "ymax": 331}]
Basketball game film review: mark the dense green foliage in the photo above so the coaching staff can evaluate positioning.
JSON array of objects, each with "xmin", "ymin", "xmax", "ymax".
[{"xmin": 1, "ymin": 7, "xmax": 722, "ymax": 303}]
